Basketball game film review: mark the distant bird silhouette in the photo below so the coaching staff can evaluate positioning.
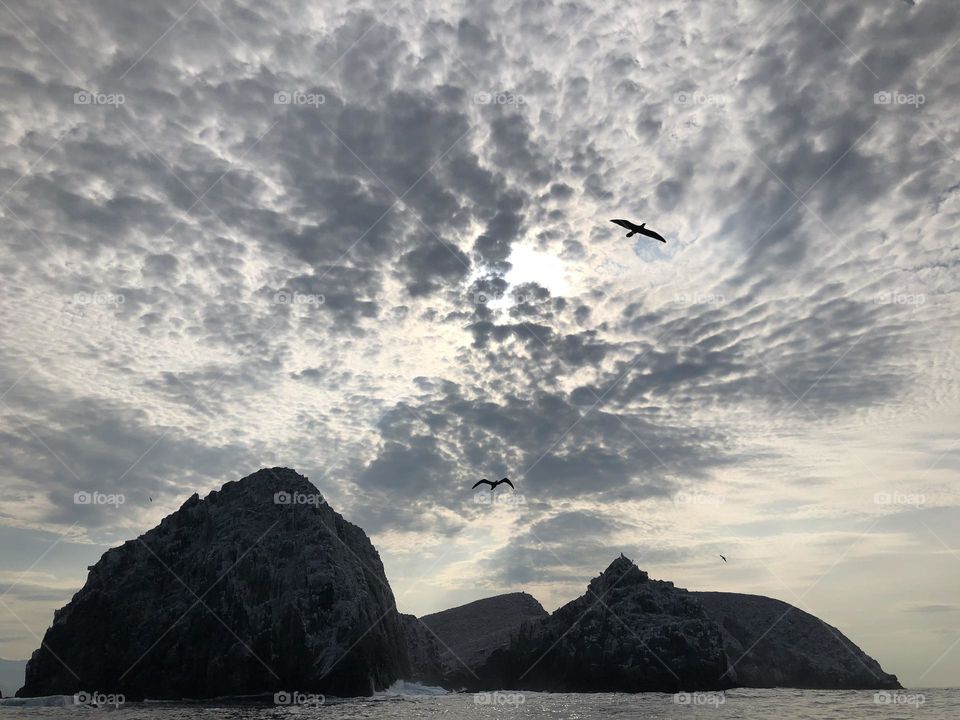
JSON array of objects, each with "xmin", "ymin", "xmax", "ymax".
[
  {"xmin": 610, "ymin": 218, "xmax": 667, "ymax": 243},
  {"xmin": 719, "ymin": 554, "xmax": 727, "ymax": 563},
  {"xmin": 149, "ymin": 497, "xmax": 152, "ymax": 502},
  {"xmin": 472, "ymin": 477, "xmax": 515, "ymax": 491}
]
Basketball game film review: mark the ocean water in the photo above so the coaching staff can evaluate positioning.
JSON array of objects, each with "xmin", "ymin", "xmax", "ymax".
[{"xmin": 0, "ymin": 688, "xmax": 955, "ymax": 719}]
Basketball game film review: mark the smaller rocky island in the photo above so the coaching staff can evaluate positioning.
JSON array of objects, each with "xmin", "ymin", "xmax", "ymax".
[{"xmin": 17, "ymin": 468, "xmax": 900, "ymax": 699}]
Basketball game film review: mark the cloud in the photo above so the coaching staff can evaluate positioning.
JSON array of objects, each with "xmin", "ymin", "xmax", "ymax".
[{"xmin": 0, "ymin": 0, "xmax": 958, "ymax": 685}]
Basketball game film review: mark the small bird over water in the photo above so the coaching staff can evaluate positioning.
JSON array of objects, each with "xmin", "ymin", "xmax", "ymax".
[
  {"xmin": 720, "ymin": 554, "xmax": 727, "ymax": 563},
  {"xmin": 610, "ymin": 218, "xmax": 667, "ymax": 243},
  {"xmin": 472, "ymin": 477, "xmax": 515, "ymax": 491}
]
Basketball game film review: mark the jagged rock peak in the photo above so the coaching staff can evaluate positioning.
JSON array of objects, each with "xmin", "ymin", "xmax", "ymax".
[{"xmin": 587, "ymin": 554, "xmax": 650, "ymax": 594}]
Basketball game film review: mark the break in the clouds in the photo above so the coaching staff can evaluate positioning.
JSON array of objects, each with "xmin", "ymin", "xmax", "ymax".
[{"xmin": 1, "ymin": 0, "xmax": 959, "ymax": 688}]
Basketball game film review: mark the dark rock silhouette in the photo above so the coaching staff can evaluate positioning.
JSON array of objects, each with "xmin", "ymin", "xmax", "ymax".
[
  {"xmin": 413, "ymin": 557, "xmax": 901, "ymax": 692},
  {"xmin": 472, "ymin": 556, "xmax": 730, "ymax": 692},
  {"xmin": 18, "ymin": 468, "xmax": 409, "ymax": 700},
  {"xmin": 694, "ymin": 591, "xmax": 901, "ymax": 689},
  {"xmin": 399, "ymin": 614, "xmax": 446, "ymax": 686},
  {"xmin": 414, "ymin": 592, "xmax": 547, "ymax": 684}
]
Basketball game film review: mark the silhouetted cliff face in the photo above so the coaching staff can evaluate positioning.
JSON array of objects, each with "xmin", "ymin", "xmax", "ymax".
[
  {"xmin": 19, "ymin": 468, "xmax": 408, "ymax": 700},
  {"xmin": 693, "ymin": 592, "xmax": 901, "ymax": 690},
  {"xmin": 418, "ymin": 592, "xmax": 548, "ymax": 682},
  {"xmin": 399, "ymin": 614, "xmax": 446, "ymax": 686},
  {"xmin": 474, "ymin": 556, "xmax": 730, "ymax": 692}
]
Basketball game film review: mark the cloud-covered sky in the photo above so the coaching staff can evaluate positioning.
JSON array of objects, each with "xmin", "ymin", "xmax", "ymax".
[{"xmin": 1, "ymin": 0, "xmax": 959, "ymax": 688}]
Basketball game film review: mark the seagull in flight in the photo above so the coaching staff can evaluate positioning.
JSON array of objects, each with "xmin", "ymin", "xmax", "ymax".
[
  {"xmin": 719, "ymin": 554, "xmax": 727, "ymax": 563},
  {"xmin": 472, "ymin": 477, "xmax": 515, "ymax": 491},
  {"xmin": 610, "ymin": 219, "xmax": 667, "ymax": 243}
]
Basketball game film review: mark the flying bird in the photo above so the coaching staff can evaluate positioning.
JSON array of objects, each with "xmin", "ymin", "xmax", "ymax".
[
  {"xmin": 610, "ymin": 219, "xmax": 667, "ymax": 243},
  {"xmin": 472, "ymin": 477, "xmax": 515, "ymax": 491},
  {"xmin": 720, "ymin": 554, "xmax": 727, "ymax": 563}
]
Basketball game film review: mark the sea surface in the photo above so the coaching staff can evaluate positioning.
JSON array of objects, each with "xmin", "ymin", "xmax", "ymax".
[{"xmin": 0, "ymin": 688, "xmax": 955, "ymax": 719}]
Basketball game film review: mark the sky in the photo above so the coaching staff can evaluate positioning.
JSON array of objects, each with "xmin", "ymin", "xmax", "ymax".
[{"xmin": 0, "ymin": 0, "xmax": 959, "ymax": 690}]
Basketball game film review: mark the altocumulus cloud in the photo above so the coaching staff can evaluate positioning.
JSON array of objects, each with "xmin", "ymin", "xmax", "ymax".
[{"xmin": 0, "ymin": 0, "xmax": 959, "ymax": 686}]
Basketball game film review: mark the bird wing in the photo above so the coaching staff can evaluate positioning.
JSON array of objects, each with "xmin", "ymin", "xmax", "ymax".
[
  {"xmin": 610, "ymin": 218, "xmax": 637, "ymax": 231},
  {"xmin": 472, "ymin": 479, "xmax": 494, "ymax": 489},
  {"xmin": 638, "ymin": 226, "xmax": 667, "ymax": 243},
  {"xmin": 498, "ymin": 477, "xmax": 515, "ymax": 489}
]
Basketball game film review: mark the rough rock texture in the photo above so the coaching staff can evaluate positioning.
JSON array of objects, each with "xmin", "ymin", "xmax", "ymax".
[
  {"xmin": 418, "ymin": 592, "xmax": 547, "ymax": 681},
  {"xmin": 693, "ymin": 591, "xmax": 901, "ymax": 689},
  {"xmin": 18, "ymin": 468, "xmax": 409, "ymax": 700},
  {"xmin": 398, "ymin": 614, "xmax": 446, "ymax": 686},
  {"xmin": 474, "ymin": 556, "xmax": 730, "ymax": 692}
]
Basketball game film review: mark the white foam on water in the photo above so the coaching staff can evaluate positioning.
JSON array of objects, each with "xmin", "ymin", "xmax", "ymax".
[{"xmin": 378, "ymin": 680, "xmax": 449, "ymax": 697}]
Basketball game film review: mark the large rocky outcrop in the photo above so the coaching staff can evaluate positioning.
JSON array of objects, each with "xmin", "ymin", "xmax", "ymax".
[
  {"xmin": 473, "ymin": 556, "xmax": 730, "ymax": 692},
  {"xmin": 18, "ymin": 468, "xmax": 409, "ymax": 700},
  {"xmin": 693, "ymin": 591, "xmax": 901, "ymax": 689},
  {"xmin": 415, "ymin": 592, "xmax": 547, "ymax": 684}
]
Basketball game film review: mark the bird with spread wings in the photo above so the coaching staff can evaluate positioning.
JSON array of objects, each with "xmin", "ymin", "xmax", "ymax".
[
  {"xmin": 472, "ymin": 477, "xmax": 515, "ymax": 491},
  {"xmin": 610, "ymin": 218, "xmax": 667, "ymax": 243}
]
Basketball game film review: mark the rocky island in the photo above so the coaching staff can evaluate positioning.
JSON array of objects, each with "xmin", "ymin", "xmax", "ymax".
[{"xmin": 18, "ymin": 468, "xmax": 900, "ymax": 699}]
